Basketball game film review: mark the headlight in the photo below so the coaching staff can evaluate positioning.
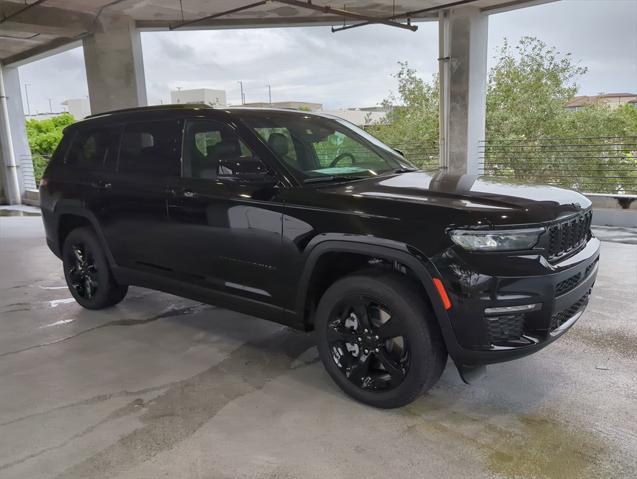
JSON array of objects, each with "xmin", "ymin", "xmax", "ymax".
[{"xmin": 449, "ymin": 228, "xmax": 544, "ymax": 251}]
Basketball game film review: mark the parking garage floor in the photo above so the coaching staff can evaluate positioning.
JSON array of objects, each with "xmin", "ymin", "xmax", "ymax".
[{"xmin": 0, "ymin": 212, "xmax": 636, "ymax": 479}]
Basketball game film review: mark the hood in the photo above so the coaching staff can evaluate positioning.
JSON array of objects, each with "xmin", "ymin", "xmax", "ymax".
[{"xmin": 319, "ymin": 171, "xmax": 591, "ymax": 226}]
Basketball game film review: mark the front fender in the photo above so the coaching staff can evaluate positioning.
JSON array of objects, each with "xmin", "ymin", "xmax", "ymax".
[{"xmin": 295, "ymin": 236, "xmax": 462, "ymax": 357}]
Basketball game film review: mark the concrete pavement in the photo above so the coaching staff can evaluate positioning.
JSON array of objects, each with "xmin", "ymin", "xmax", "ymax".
[{"xmin": 0, "ymin": 215, "xmax": 636, "ymax": 479}]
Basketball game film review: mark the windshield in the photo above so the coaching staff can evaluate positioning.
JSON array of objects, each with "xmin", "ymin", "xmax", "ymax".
[{"xmin": 240, "ymin": 111, "xmax": 415, "ymax": 181}]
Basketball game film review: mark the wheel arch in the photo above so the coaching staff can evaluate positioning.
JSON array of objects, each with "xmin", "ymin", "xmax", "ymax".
[
  {"xmin": 296, "ymin": 239, "xmax": 452, "ymax": 334},
  {"xmin": 54, "ymin": 205, "xmax": 116, "ymax": 266}
]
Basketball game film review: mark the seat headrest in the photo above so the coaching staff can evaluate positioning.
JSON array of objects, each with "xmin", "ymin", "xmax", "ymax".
[
  {"xmin": 216, "ymin": 140, "xmax": 240, "ymax": 159},
  {"xmin": 268, "ymin": 132, "xmax": 289, "ymax": 157}
]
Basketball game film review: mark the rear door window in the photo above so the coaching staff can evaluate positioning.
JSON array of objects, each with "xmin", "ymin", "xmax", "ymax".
[
  {"xmin": 65, "ymin": 127, "xmax": 120, "ymax": 171},
  {"xmin": 118, "ymin": 120, "xmax": 182, "ymax": 177}
]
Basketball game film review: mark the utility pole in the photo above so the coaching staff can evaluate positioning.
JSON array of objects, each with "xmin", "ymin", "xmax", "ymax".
[
  {"xmin": 238, "ymin": 81, "xmax": 245, "ymax": 105},
  {"xmin": 47, "ymin": 98, "xmax": 53, "ymax": 113},
  {"xmin": 24, "ymin": 83, "xmax": 31, "ymax": 116},
  {"xmin": 266, "ymin": 84, "xmax": 272, "ymax": 105}
]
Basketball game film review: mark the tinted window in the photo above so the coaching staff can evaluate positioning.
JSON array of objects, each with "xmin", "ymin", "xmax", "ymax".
[
  {"xmin": 118, "ymin": 120, "xmax": 181, "ymax": 177},
  {"xmin": 182, "ymin": 119, "xmax": 268, "ymax": 179},
  {"xmin": 65, "ymin": 127, "xmax": 119, "ymax": 171},
  {"xmin": 243, "ymin": 113, "xmax": 411, "ymax": 180}
]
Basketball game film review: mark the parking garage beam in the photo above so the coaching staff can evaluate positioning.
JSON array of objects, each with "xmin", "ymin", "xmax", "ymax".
[
  {"xmin": 438, "ymin": 6, "xmax": 488, "ymax": 176},
  {"xmin": 83, "ymin": 15, "xmax": 147, "ymax": 114}
]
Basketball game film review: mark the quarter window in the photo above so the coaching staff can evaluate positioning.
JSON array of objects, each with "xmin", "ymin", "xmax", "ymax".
[
  {"xmin": 118, "ymin": 120, "xmax": 182, "ymax": 177},
  {"xmin": 65, "ymin": 127, "xmax": 120, "ymax": 171}
]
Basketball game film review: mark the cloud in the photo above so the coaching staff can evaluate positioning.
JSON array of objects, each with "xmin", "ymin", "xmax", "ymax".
[{"xmin": 16, "ymin": 0, "xmax": 636, "ymax": 114}]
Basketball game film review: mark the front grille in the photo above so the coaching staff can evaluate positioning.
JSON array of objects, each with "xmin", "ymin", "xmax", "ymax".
[
  {"xmin": 555, "ymin": 273, "xmax": 581, "ymax": 296},
  {"xmin": 486, "ymin": 314, "xmax": 525, "ymax": 343},
  {"xmin": 547, "ymin": 211, "xmax": 592, "ymax": 261},
  {"xmin": 550, "ymin": 290, "xmax": 591, "ymax": 330}
]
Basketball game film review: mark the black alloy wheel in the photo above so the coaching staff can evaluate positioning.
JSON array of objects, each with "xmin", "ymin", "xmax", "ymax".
[
  {"xmin": 65, "ymin": 242, "xmax": 99, "ymax": 300},
  {"xmin": 316, "ymin": 271, "xmax": 447, "ymax": 408},
  {"xmin": 327, "ymin": 297, "xmax": 410, "ymax": 391}
]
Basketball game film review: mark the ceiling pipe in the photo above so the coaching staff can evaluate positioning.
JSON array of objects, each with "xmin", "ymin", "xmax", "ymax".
[
  {"xmin": 169, "ymin": 1, "xmax": 268, "ymax": 30},
  {"xmin": 0, "ymin": 0, "xmax": 50, "ymax": 25},
  {"xmin": 274, "ymin": 0, "xmax": 418, "ymax": 31},
  {"xmin": 331, "ymin": 0, "xmax": 479, "ymax": 33}
]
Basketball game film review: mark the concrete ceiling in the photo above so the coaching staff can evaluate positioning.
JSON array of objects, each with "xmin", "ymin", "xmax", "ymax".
[{"xmin": 0, "ymin": 0, "xmax": 553, "ymax": 66}]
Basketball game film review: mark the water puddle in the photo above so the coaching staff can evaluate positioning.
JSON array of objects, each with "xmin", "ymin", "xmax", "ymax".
[
  {"xmin": 0, "ymin": 209, "xmax": 40, "ymax": 217},
  {"xmin": 48, "ymin": 298, "xmax": 76, "ymax": 308},
  {"xmin": 39, "ymin": 319, "xmax": 76, "ymax": 328}
]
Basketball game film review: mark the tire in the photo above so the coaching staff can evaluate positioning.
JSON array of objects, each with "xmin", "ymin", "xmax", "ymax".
[
  {"xmin": 315, "ymin": 271, "xmax": 447, "ymax": 408},
  {"xmin": 62, "ymin": 227, "xmax": 128, "ymax": 310}
]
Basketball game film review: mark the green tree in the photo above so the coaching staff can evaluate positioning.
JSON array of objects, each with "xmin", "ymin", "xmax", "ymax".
[
  {"xmin": 26, "ymin": 113, "xmax": 75, "ymax": 183},
  {"xmin": 486, "ymin": 37, "xmax": 587, "ymax": 139},
  {"xmin": 369, "ymin": 37, "xmax": 637, "ymax": 193},
  {"xmin": 367, "ymin": 62, "xmax": 439, "ymax": 169}
]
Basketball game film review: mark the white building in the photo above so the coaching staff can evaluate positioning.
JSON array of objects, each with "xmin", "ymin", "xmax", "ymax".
[
  {"xmin": 320, "ymin": 108, "xmax": 388, "ymax": 127},
  {"xmin": 170, "ymin": 88, "xmax": 227, "ymax": 108},
  {"xmin": 62, "ymin": 98, "xmax": 91, "ymax": 120}
]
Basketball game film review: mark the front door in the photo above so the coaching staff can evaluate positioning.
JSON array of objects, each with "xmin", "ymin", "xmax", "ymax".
[{"xmin": 164, "ymin": 118, "xmax": 284, "ymax": 304}]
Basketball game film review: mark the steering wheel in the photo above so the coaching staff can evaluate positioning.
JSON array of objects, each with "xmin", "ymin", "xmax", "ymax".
[{"xmin": 329, "ymin": 152, "xmax": 356, "ymax": 168}]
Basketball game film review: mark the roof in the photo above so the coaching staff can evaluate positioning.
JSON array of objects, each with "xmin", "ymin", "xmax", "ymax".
[
  {"xmin": 70, "ymin": 103, "xmax": 333, "ymax": 129},
  {"xmin": 0, "ymin": 0, "xmax": 557, "ymax": 66},
  {"xmin": 85, "ymin": 103, "xmax": 214, "ymax": 119},
  {"xmin": 566, "ymin": 93, "xmax": 637, "ymax": 108}
]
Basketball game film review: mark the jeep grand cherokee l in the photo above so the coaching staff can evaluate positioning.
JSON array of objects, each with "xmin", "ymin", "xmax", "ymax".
[{"xmin": 40, "ymin": 105, "xmax": 599, "ymax": 408}]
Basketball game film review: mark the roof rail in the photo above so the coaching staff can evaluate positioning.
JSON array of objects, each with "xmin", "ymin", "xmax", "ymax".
[{"xmin": 85, "ymin": 103, "xmax": 213, "ymax": 119}]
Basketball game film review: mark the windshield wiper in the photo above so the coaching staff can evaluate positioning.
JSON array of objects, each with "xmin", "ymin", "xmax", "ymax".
[
  {"xmin": 393, "ymin": 167, "xmax": 418, "ymax": 173},
  {"xmin": 303, "ymin": 175, "xmax": 367, "ymax": 184}
]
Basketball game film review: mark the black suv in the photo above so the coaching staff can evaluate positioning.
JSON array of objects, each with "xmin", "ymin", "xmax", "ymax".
[{"xmin": 40, "ymin": 105, "xmax": 599, "ymax": 408}]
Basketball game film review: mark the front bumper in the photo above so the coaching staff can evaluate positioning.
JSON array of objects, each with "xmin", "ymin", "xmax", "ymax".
[{"xmin": 432, "ymin": 237, "xmax": 600, "ymax": 366}]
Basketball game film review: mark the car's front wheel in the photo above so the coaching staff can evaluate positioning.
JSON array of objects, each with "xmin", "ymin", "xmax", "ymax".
[
  {"xmin": 62, "ymin": 227, "xmax": 128, "ymax": 309},
  {"xmin": 315, "ymin": 271, "xmax": 447, "ymax": 408}
]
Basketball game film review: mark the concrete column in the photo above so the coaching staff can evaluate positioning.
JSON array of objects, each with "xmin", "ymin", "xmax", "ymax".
[
  {"xmin": 4, "ymin": 66, "xmax": 36, "ymax": 193},
  {"xmin": 0, "ymin": 64, "xmax": 22, "ymax": 205},
  {"xmin": 83, "ymin": 15, "xmax": 147, "ymax": 114},
  {"xmin": 438, "ymin": 6, "xmax": 488, "ymax": 176}
]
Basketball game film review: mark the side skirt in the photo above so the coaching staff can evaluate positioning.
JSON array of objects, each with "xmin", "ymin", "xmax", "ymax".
[{"xmin": 112, "ymin": 266, "xmax": 304, "ymax": 330}]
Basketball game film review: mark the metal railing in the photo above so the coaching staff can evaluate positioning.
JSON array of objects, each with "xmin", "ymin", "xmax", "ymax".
[
  {"xmin": 385, "ymin": 137, "xmax": 637, "ymax": 195},
  {"xmin": 390, "ymin": 141, "xmax": 440, "ymax": 170},
  {"xmin": 479, "ymin": 137, "xmax": 637, "ymax": 195},
  {"xmin": 19, "ymin": 154, "xmax": 38, "ymax": 191}
]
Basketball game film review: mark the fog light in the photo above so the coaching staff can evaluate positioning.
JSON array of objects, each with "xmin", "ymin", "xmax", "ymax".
[{"xmin": 484, "ymin": 303, "xmax": 541, "ymax": 316}]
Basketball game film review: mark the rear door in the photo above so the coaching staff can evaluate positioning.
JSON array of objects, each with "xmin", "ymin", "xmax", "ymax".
[
  {"xmin": 94, "ymin": 119, "xmax": 183, "ymax": 275},
  {"xmin": 61, "ymin": 124, "xmax": 121, "ymax": 220}
]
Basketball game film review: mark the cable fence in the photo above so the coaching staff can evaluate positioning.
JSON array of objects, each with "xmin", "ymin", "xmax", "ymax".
[
  {"xmin": 479, "ymin": 137, "xmax": 637, "ymax": 195},
  {"xmin": 385, "ymin": 137, "xmax": 637, "ymax": 195}
]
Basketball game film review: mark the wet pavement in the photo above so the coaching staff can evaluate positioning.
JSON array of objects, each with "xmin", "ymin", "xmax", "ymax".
[{"xmin": 0, "ymin": 216, "xmax": 636, "ymax": 479}]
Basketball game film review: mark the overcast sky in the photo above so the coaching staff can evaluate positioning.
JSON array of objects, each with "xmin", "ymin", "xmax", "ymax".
[{"xmin": 17, "ymin": 0, "xmax": 637, "ymax": 114}]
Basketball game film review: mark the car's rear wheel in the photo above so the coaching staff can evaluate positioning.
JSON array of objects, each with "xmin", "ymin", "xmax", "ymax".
[
  {"xmin": 62, "ymin": 227, "xmax": 128, "ymax": 309},
  {"xmin": 316, "ymin": 271, "xmax": 447, "ymax": 408}
]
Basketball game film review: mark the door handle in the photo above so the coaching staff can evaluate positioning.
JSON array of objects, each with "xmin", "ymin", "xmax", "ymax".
[
  {"xmin": 165, "ymin": 187, "xmax": 197, "ymax": 199},
  {"xmin": 91, "ymin": 180, "xmax": 112, "ymax": 190}
]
